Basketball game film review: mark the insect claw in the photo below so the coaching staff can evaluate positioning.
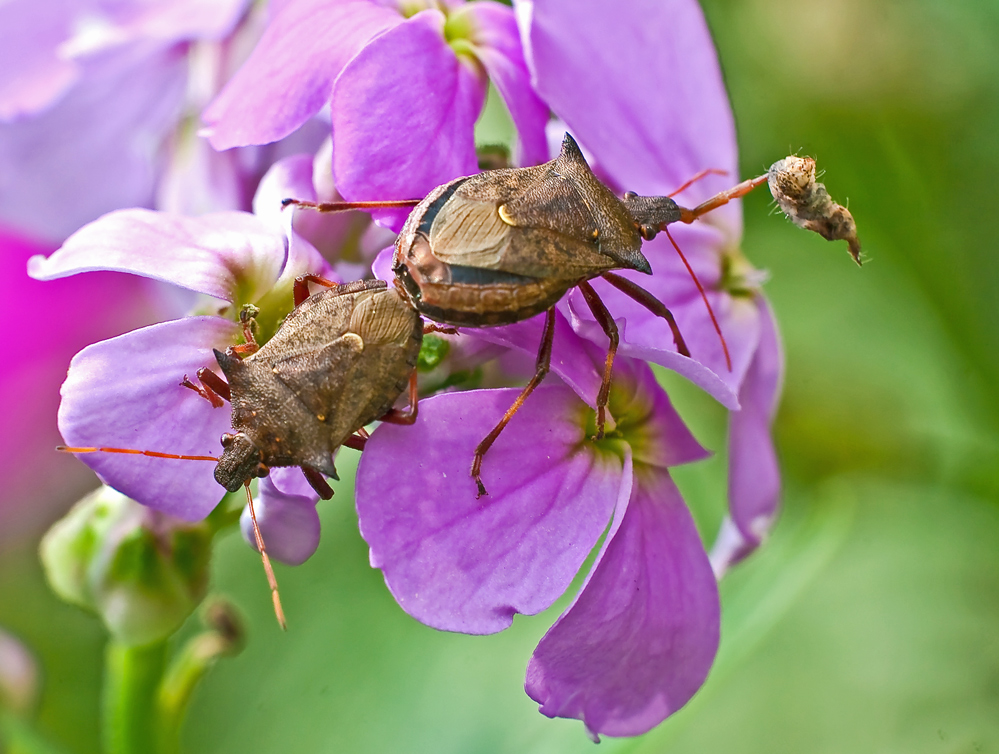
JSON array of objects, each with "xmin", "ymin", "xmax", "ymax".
[{"xmin": 474, "ymin": 477, "xmax": 489, "ymax": 499}]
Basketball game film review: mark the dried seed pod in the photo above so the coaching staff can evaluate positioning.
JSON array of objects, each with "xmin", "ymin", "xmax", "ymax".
[{"xmin": 768, "ymin": 156, "xmax": 862, "ymax": 265}]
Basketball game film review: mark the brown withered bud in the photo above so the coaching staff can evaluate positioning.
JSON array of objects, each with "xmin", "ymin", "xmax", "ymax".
[{"xmin": 768, "ymin": 156, "xmax": 862, "ymax": 265}]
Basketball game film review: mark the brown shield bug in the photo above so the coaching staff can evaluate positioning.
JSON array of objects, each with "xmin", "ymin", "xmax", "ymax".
[
  {"xmin": 62, "ymin": 278, "xmax": 426, "ymax": 627},
  {"xmin": 285, "ymin": 134, "xmax": 771, "ymax": 495}
]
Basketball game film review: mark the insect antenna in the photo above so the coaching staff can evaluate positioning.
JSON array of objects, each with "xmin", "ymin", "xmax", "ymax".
[
  {"xmin": 676, "ymin": 174, "xmax": 769, "ymax": 224},
  {"xmin": 57, "ymin": 446, "xmax": 217, "ymax": 461},
  {"xmin": 244, "ymin": 481, "xmax": 287, "ymax": 631},
  {"xmin": 668, "ymin": 168, "xmax": 728, "ymax": 198},
  {"xmin": 282, "ymin": 198, "xmax": 421, "ymax": 213},
  {"xmin": 662, "ymin": 226, "xmax": 732, "ymax": 372}
]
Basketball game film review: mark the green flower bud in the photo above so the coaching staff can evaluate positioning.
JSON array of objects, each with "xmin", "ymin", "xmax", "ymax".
[{"xmin": 40, "ymin": 486, "xmax": 212, "ymax": 646}]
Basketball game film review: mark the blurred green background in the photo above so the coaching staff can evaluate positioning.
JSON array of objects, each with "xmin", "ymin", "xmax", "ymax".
[{"xmin": 2, "ymin": 0, "xmax": 998, "ymax": 751}]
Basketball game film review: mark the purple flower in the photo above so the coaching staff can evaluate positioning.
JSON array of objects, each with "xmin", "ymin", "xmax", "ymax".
[
  {"xmin": 356, "ymin": 339, "xmax": 719, "ymax": 736},
  {"xmin": 202, "ymin": 0, "xmax": 549, "ymax": 228},
  {"xmin": 0, "ymin": 0, "xmax": 252, "ymax": 243},
  {"xmin": 27, "ymin": 165, "xmax": 334, "ymax": 562},
  {"xmin": 518, "ymin": 0, "xmax": 785, "ymax": 567}
]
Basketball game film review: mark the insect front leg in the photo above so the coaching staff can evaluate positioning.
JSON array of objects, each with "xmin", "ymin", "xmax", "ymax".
[
  {"xmin": 576, "ymin": 281, "xmax": 618, "ymax": 440},
  {"xmin": 600, "ymin": 272, "xmax": 691, "ymax": 357},
  {"xmin": 181, "ymin": 367, "xmax": 231, "ymax": 408},
  {"xmin": 470, "ymin": 307, "xmax": 556, "ymax": 498},
  {"xmin": 379, "ymin": 371, "xmax": 419, "ymax": 425},
  {"xmin": 293, "ymin": 274, "xmax": 339, "ymax": 306}
]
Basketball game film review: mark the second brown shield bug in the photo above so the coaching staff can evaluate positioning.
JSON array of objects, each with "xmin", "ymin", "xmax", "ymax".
[{"xmin": 62, "ymin": 278, "xmax": 426, "ymax": 626}]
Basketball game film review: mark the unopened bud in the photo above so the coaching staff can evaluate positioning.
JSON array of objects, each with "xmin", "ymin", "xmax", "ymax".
[
  {"xmin": 40, "ymin": 486, "xmax": 212, "ymax": 645},
  {"xmin": 768, "ymin": 156, "xmax": 862, "ymax": 265}
]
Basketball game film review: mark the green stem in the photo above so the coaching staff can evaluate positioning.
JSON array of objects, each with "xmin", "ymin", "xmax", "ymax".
[{"xmin": 102, "ymin": 640, "xmax": 167, "ymax": 754}]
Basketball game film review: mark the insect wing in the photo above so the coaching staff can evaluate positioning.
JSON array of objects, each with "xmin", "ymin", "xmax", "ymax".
[{"xmin": 270, "ymin": 334, "xmax": 364, "ymax": 420}]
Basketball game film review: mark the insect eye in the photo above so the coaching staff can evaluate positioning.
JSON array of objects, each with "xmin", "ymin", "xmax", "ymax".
[
  {"xmin": 256, "ymin": 463, "xmax": 270, "ymax": 478},
  {"xmin": 623, "ymin": 191, "xmax": 638, "ymax": 200},
  {"xmin": 640, "ymin": 225, "xmax": 658, "ymax": 241},
  {"xmin": 220, "ymin": 433, "xmax": 235, "ymax": 448}
]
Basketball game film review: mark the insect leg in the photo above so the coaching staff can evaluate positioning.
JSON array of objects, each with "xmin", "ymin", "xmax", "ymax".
[
  {"xmin": 423, "ymin": 323, "xmax": 459, "ymax": 335},
  {"xmin": 380, "ymin": 371, "xmax": 419, "ymax": 425},
  {"xmin": 600, "ymin": 272, "xmax": 692, "ymax": 358},
  {"xmin": 301, "ymin": 466, "xmax": 334, "ymax": 500},
  {"xmin": 470, "ymin": 306, "xmax": 556, "ymax": 498},
  {"xmin": 181, "ymin": 367, "xmax": 230, "ymax": 407},
  {"xmin": 576, "ymin": 281, "xmax": 618, "ymax": 440},
  {"xmin": 293, "ymin": 274, "xmax": 338, "ymax": 306},
  {"xmin": 342, "ymin": 434, "xmax": 368, "ymax": 451}
]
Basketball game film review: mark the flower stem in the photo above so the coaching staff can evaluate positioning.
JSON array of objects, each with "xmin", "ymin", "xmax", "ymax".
[{"xmin": 101, "ymin": 640, "xmax": 167, "ymax": 754}]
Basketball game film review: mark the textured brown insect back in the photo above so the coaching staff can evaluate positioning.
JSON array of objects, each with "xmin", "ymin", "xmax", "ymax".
[
  {"xmin": 61, "ymin": 278, "xmax": 425, "ymax": 627},
  {"xmin": 212, "ymin": 280, "xmax": 423, "ymax": 494},
  {"xmin": 391, "ymin": 133, "xmax": 656, "ymax": 327}
]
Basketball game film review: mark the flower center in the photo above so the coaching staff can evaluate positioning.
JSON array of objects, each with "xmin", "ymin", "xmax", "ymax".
[{"xmin": 719, "ymin": 245, "xmax": 768, "ymax": 298}]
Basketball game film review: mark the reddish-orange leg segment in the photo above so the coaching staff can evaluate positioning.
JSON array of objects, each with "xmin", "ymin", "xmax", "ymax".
[
  {"xmin": 182, "ymin": 367, "xmax": 231, "ymax": 407},
  {"xmin": 577, "ymin": 281, "xmax": 618, "ymax": 440},
  {"xmin": 294, "ymin": 273, "xmax": 338, "ymax": 306},
  {"xmin": 424, "ymin": 323, "xmax": 459, "ymax": 335},
  {"xmin": 244, "ymin": 482, "xmax": 287, "ymax": 630},
  {"xmin": 668, "ymin": 168, "xmax": 728, "ymax": 198},
  {"xmin": 600, "ymin": 272, "xmax": 690, "ymax": 358},
  {"xmin": 676, "ymin": 174, "xmax": 768, "ymax": 224},
  {"xmin": 380, "ymin": 371, "xmax": 419, "ymax": 426},
  {"xmin": 471, "ymin": 306, "xmax": 557, "ymax": 498},
  {"xmin": 301, "ymin": 467, "xmax": 334, "ymax": 500}
]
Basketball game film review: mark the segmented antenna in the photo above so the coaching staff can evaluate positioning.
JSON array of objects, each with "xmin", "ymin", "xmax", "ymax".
[
  {"xmin": 244, "ymin": 482, "xmax": 287, "ymax": 631},
  {"xmin": 661, "ymin": 227, "xmax": 732, "ymax": 372},
  {"xmin": 57, "ymin": 446, "xmax": 217, "ymax": 461}
]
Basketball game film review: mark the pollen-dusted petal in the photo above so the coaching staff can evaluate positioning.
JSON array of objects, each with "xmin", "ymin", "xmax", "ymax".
[
  {"xmin": 459, "ymin": 1, "xmax": 549, "ymax": 166},
  {"xmin": 58, "ymin": 316, "xmax": 240, "ymax": 521},
  {"xmin": 241, "ymin": 470, "xmax": 321, "ymax": 566},
  {"xmin": 331, "ymin": 9, "xmax": 485, "ymax": 231},
  {"xmin": 726, "ymin": 296, "xmax": 784, "ymax": 553},
  {"xmin": 28, "ymin": 209, "xmax": 288, "ymax": 303},
  {"xmin": 517, "ymin": 0, "xmax": 740, "ymax": 234},
  {"xmin": 609, "ymin": 357, "xmax": 710, "ymax": 469},
  {"xmin": 355, "ymin": 386, "xmax": 624, "ymax": 634},
  {"xmin": 526, "ymin": 465, "xmax": 720, "ymax": 737},
  {"xmin": 202, "ymin": 0, "xmax": 403, "ymax": 150}
]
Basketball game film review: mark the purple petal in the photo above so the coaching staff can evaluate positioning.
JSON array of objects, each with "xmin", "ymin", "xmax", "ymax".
[
  {"xmin": 518, "ymin": 0, "xmax": 737, "ymax": 199},
  {"xmin": 0, "ymin": 0, "xmax": 80, "ymax": 120},
  {"xmin": 562, "ymin": 227, "xmax": 760, "ymax": 409},
  {"xmin": 58, "ymin": 316, "xmax": 241, "ymax": 521},
  {"xmin": 202, "ymin": 0, "xmax": 403, "ymax": 149},
  {"xmin": 331, "ymin": 10, "xmax": 486, "ymax": 230},
  {"xmin": 355, "ymin": 386, "xmax": 625, "ymax": 634},
  {"xmin": 726, "ymin": 296, "xmax": 784, "ymax": 550},
  {"xmin": 469, "ymin": 310, "xmax": 604, "ymax": 409},
  {"xmin": 241, "ymin": 469, "xmax": 321, "ymax": 566},
  {"xmin": 370, "ymin": 246, "xmax": 395, "ymax": 283},
  {"xmin": 526, "ymin": 465, "xmax": 720, "ymax": 737},
  {"xmin": 107, "ymin": 0, "xmax": 249, "ymax": 44},
  {"xmin": 27, "ymin": 209, "xmax": 288, "ymax": 303},
  {"xmin": 460, "ymin": 1, "xmax": 549, "ymax": 166},
  {"xmin": 252, "ymin": 153, "xmax": 317, "ymax": 223},
  {"xmin": 0, "ymin": 42, "xmax": 187, "ymax": 243}
]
